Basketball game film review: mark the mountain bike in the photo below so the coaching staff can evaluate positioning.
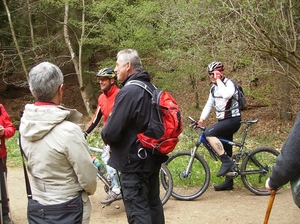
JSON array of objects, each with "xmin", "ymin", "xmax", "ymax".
[
  {"xmin": 88, "ymin": 146, "xmax": 173, "ymax": 205},
  {"xmin": 161, "ymin": 116, "xmax": 279, "ymax": 201}
]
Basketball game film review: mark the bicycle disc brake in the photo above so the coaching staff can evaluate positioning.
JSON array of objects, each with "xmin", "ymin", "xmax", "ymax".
[{"xmin": 258, "ymin": 165, "xmax": 270, "ymax": 183}]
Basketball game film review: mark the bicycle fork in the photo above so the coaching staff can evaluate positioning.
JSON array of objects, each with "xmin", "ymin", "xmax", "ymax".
[{"xmin": 181, "ymin": 146, "xmax": 198, "ymax": 178}]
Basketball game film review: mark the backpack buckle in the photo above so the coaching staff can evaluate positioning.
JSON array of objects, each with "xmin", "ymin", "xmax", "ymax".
[{"xmin": 137, "ymin": 148, "xmax": 148, "ymax": 159}]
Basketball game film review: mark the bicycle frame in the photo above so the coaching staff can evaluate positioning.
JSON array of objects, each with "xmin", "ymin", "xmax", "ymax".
[
  {"xmin": 202, "ymin": 122, "xmax": 271, "ymax": 179},
  {"xmin": 88, "ymin": 146, "xmax": 111, "ymax": 191},
  {"xmin": 187, "ymin": 117, "xmax": 260, "ymax": 176},
  {"xmin": 195, "ymin": 119, "xmax": 256, "ymax": 160},
  {"xmin": 166, "ymin": 117, "xmax": 278, "ymax": 199}
]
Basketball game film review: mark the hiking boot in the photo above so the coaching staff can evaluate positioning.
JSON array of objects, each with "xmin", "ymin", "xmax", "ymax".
[
  {"xmin": 214, "ymin": 177, "xmax": 234, "ymax": 191},
  {"xmin": 100, "ymin": 191, "xmax": 122, "ymax": 205},
  {"xmin": 216, "ymin": 153, "xmax": 234, "ymax": 177}
]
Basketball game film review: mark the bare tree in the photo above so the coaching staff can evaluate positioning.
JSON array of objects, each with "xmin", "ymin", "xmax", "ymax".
[
  {"xmin": 27, "ymin": 0, "xmax": 35, "ymax": 51},
  {"xmin": 63, "ymin": 0, "xmax": 92, "ymax": 116},
  {"xmin": 2, "ymin": 0, "xmax": 28, "ymax": 79},
  {"xmin": 223, "ymin": 0, "xmax": 300, "ymax": 119},
  {"xmin": 224, "ymin": 0, "xmax": 300, "ymax": 84}
]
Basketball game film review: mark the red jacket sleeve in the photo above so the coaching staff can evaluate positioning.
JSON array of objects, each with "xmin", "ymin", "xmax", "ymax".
[{"xmin": 0, "ymin": 104, "xmax": 16, "ymax": 157}]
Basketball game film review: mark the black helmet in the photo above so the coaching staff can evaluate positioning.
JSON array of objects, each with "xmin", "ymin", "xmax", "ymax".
[
  {"xmin": 96, "ymin": 68, "xmax": 116, "ymax": 78},
  {"xmin": 207, "ymin": 61, "xmax": 224, "ymax": 73}
]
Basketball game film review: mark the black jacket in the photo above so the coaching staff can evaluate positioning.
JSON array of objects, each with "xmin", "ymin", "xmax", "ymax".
[
  {"xmin": 101, "ymin": 71, "xmax": 167, "ymax": 172},
  {"xmin": 269, "ymin": 112, "xmax": 300, "ymax": 190}
]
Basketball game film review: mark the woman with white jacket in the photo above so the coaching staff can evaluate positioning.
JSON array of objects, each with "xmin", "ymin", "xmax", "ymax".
[{"xmin": 19, "ymin": 62, "xmax": 97, "ymax": 223}]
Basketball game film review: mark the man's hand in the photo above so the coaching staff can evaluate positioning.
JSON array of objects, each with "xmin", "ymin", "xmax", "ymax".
[
  {"xmin": 192, "ymin": 120, "xmax": 203, "ymax": 129},
  {"xmin": 213, "ymin": 71, "xmax": 222, "ymax": 80},
  {"xmin": 265, "ymin": 178, "xmax": 277, "ymax": 194},
  {"xmin": 197, "ymin": 121, "xmax": 203, "ymax": 127}
]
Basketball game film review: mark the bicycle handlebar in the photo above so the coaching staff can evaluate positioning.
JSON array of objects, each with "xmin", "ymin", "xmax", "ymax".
[
  {"xmin": 188, "ymin": 116, "xmax": 205, "ymax": 131},
  {"xmin": 88, "ymin": 146, "xmax": 103, "ymax": 154}
]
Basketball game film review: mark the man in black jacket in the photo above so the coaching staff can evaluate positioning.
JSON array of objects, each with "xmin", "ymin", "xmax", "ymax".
[
  {"xmin": 101, "ymin": 49, "xmax": 167, "ymax": 224},
  {"xmin": 265, "ymin": 112, "xmax": 300, "ymax": 200}
]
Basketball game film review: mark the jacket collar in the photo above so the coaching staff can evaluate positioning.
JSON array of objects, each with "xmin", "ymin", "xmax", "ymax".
[
  {"xmin": 103, "ymin": 84, "xmax": 118, "ymax": 97},
  {"xmin": 122, "ymin": 71, "xmax": 151, "ymax": 86},
  {"xmin": 34, "ymin": 101, "xmax": 58, "ymax": 106}
]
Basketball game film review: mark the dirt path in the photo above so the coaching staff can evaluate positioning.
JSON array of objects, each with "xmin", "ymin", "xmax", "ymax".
[{"xmin": 7, "ymin": 167, "xmax": 300, "ymax": 224}]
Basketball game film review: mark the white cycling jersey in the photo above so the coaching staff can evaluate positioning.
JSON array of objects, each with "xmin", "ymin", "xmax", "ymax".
[{"xmin": 200, "ymin": 78, "xmax": 240, "ymax": 120}]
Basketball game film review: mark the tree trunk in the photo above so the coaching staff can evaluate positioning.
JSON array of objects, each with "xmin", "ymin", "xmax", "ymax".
[
  {"xmin": 27, "ymin": 0, "xmax": 35, "ymax": 49},
  {"xmin": 3, "ymin": 0, "xmax": 28, "ymax": 79},
  {"xmin": 63, "ymin": 1, "xmax": 93, "ymax": 116},
  {"xmin": 189, "ymin": 73, "xmax": 199, "ymax": 109}
]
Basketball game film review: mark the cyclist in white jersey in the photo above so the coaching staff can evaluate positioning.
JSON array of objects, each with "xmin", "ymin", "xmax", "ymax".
[{"xmin": 197, "ymin": 61, "xmax": 241, "ymax": 191}]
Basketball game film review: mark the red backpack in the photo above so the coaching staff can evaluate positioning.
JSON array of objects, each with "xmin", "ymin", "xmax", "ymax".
[{"xmin": 126, "ymin": 80, "xmax": 183, "ymax": 154}]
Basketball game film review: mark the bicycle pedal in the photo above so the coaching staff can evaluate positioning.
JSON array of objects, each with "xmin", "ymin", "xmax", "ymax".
[{"xmin": 226, "ymin": 171, "xmax": 238, "ymax": 177}]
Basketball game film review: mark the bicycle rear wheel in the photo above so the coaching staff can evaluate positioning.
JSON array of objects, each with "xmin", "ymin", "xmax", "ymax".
[
  {"xmin": 160, "ymin": 164, "xmax": 173, "ymax": 205},
  {"xmin": 241, "ymin": 147, "xmax": 279, "ymax": 195},
  {"xmin": 164, "ymin": 150, "xmax": 210, "ymax": 200}
]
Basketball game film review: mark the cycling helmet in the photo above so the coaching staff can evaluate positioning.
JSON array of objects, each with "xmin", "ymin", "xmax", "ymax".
[
  {"xmin": 207, "ymin": 61, "xmax": 224, "ymax": 73},
  {"xmin": 96, "ymin": 68, "xmax": 116, "ymax": 78}
]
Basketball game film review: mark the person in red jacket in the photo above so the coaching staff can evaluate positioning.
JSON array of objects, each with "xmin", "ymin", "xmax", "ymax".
[
  {"xmin": 0, "ymin": 104, "xmax": 16, "ymax": 224},
  {"xmin": 84, "ymin": 68, "xmax": 122, "ymax": 204}
]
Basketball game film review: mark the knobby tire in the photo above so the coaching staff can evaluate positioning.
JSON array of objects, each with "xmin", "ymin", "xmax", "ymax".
[
  {"xmin": 164, "ymin": 150, "xmax": 210, "ymax": 200},
  {"xmin": 160, "ymin": 164, "xmax": 173, "ymax": 205},
  {"xmin": 241, "ymin": 147, "xmax": 279, "ymax": 195}
]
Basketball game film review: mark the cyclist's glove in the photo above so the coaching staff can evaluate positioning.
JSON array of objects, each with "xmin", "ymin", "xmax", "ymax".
[
  {"xmin": 191, "ymin": 121, "xmax": 203, "ymax": 129},
  {"xmin": 197, "ymin": 121, "xmax": 203, "ymax": 127}
]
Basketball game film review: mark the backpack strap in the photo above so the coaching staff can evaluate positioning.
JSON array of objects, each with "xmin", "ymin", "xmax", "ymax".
[
  {"xmin": 126, "ymin": 80, "xmax": 154, "ymax": 96},
  {"xmin": 125, "ymin": 80, "xmax": 159, "ymax": 159},
  {"xmin": 19, "ymin": 133, "xmax": 33, "ymax": 199},
  {"xmin": 229, "ymin": 79, "xmax": 239, "ymax": 101},
  {"xmin": 211, "ymin": 79, "xmax": 240, "ymax": 112}
]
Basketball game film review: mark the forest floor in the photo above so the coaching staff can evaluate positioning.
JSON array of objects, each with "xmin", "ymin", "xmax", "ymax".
[
  {"xmin": 7, "ymin": 166, "xmax": 300, "ymax": 224},
  {"xmin": 1, "ymin": 73, "xmax": 299, "ymax": 224}
]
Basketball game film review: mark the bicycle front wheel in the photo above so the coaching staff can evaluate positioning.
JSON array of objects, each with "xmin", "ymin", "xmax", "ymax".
[
  {"xmin": 160, "ymin": 164, "xmax": 173, "ymax": 206},
  {"xmin": 241, "ymin": 147, "xmax": 279, "ymax": 195},
  {"xmin": 165, "ymin": 150, "xmax": 210, "ymax": 200}
]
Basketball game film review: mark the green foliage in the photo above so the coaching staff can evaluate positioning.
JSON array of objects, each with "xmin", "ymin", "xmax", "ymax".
[
  {"xmin": 6, "ymin": 131, "xmax": 21, "ymax": 167},
  {"xmin": 6, "ymin": 130, "xmax": 106, "ymax": 168},
  {"xmin": 113, "ymin": 1, "xmax": 168, "ymax": 54},
  {"xmin": 1, "ymin": 0, "xmax": 300, "ymax": 120},
  {"xmin": 86, "ymin": 130, "xmax": 105, "ymax": 149}
]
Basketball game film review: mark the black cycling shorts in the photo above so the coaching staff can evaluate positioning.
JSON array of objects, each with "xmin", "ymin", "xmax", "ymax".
[{"xmin": 204, "ymin": 116, "xmax": 241, "ymax": 138}]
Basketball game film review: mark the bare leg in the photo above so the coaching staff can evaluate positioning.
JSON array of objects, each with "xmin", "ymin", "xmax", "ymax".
[
  {"xmin": 206, "ymin": 136, "xmax": 225, "ymax": 155},
  {"xmin": 206, "ymin": 136, "xmax": 233, "ymax": 177}
]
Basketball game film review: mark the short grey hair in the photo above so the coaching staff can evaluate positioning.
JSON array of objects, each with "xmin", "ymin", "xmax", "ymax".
[
  {"xmin": 28, "ymin": 62, "xmax": 64, "ymax": 101},
  {"xmin": 117, "ymin": 49, "xmax": 143, "ymax": 71}
]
